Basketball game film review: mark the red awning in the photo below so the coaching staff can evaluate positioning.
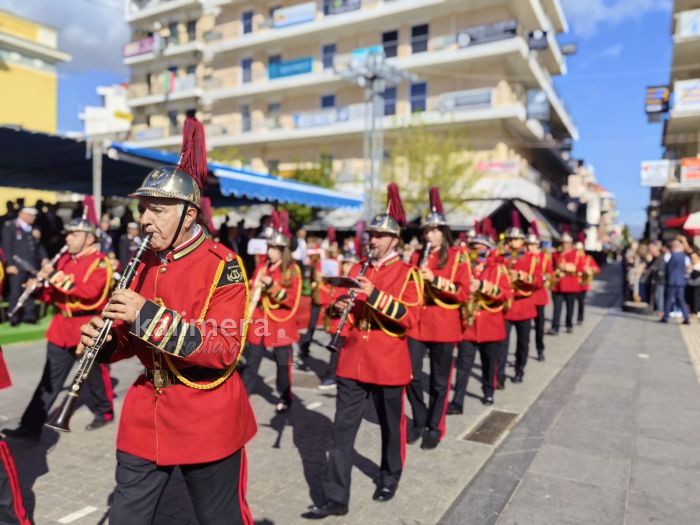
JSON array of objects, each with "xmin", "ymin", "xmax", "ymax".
[{"xmin": 665, "ymin": 214, "xmax": 689, "ymax": 228}]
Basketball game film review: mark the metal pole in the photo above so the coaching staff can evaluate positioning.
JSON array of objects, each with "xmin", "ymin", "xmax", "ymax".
[
  {"xmin": 363, "ymin": 86, "xmax": 373, "ymax": 222},
  {"xmin": 92, "ymin": 141, "xmax": 103, "ymax": 221}
]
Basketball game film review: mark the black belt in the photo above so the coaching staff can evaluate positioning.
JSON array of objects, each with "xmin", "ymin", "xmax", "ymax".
[
  {"xmin": 62, "ymin": 310, "xmax": 99, "ymax": 318},
  {"xmin": 145, "ymin": 366, "xmax": 224, "ymax": 388}
]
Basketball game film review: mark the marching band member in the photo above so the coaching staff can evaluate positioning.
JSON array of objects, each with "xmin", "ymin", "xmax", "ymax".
[
  {"xmin": 406, "ymin": 188, "xmax": 470, "ymax": 449},
  {"xmin": 298, "ymin": 241, "xmax": 324, "ymax": 361},
  {"xmin": 448, "ymin": 232, "xmax": 512, "ymax": 410},
  {"xmin": 548, "ymin": 232, "xmax": 585, "ymax": 335},
  {"xmin": 304, "ymin": 184, "xmax": 421, "ymax": 518},
  {"xmin": 526, "ymin": 226, "xmax": 553, "ymax": 361},
  {"xmin": 576, "ymin": 239, "xmax": 600, "ymax": 325},
  {"xmin": 498, "ymin": 217, "xmax": 542, "ymax": 386},
  {"xmin": 242, "ymin": 210, "xmax": 302, "ymax": 413}
]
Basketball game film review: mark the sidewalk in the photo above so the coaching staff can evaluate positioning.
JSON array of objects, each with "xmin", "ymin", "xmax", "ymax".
[{"xmin": 443, "ymin": 290, "xmax": 700, "ymax": 524}]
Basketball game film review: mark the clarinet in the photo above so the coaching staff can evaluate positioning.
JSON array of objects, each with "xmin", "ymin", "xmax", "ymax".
[
  {"xmin": 326, "ymin": 250, "xmax": 373, "ymax": 353},
  {"xmin": 45, "ymin": 233, "xmax": 153, "ymax": 433},
  {"xmin": 418, "ymin": 241, "xmax": 432, "ymax": 268},
  {"xmin": 9, "ymin": 245, "xmax": 68, "ymax": 317}
]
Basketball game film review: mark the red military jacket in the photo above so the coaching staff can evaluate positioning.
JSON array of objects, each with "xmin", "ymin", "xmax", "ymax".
[
  {"xmin": 109, "ymin": 229, "xmax": 257, "ymax": 466},
  {"xmin": 336, "ymin": 252, "xmax": 421, "ymax": 386},
  {"xmin": 531, "ymin": 250, "xmax": 554, "ymax": 306},
  {"xmin": 0, "ymin": 347, "xmax": 11, "ymax": 389},
  {"xmin": 40, "ymin": 248, "xmax": 112, "ymax": 348},
  {"xmin": 462, "ymin": 259, "xmax": 512, "ymax": 343},
  {"xmin": 408, "ymin": 246, "xmax": 470, "ymax": 343},
  {"xmin": 553, "ymin": 249, "xmax": 586, "ymax": 294},
  {"xmin": 581, "ymin": 253, "xmax": 600, "ymax": 292},
  {"xmin": 502, "ymin": 251, "xmax": 542, "ymax": 322},
  {"xmin": 248, "ymin": 260, "xmax": 302, "ymax": 348}
]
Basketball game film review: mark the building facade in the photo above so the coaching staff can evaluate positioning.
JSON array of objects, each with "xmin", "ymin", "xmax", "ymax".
[
  {"xmin": 0, "ymin": 10, "xmax": 71, "ymax": 133},
  {"xmin": 123, "ymin": 0, "xmax": 581, "ymax": 233}
]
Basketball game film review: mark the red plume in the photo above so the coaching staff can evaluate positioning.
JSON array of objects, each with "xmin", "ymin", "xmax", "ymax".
[
  {"xmin": 577, "ymin": 231, "xmax": 586, "ymax": 243},
  {"xmin": 326, "ymin": 226, "xmax": 337, "ymax": 244},
  {"xmin": 270, "ymin": 210, "xmax": 281, "ymax": 232},
  {"xmin": 355, "ymin": 220, "xmax": 365, "ymax": 255},
  {"xmin": 530, "ymin": 220, "xmax": 540, "ymax": 237},
  {"xmin": 473, "ymin": 219, "xmax": 480, "ymax": 234},
  {"xmin": 199, "ymin": 196, "xmax": 216, "ymax": 233},
  {"xmin": 482, "ymin": 217, "xmax": 493, "ymax": 238},
  {"xmin": 82, "ymin": 195, "xmax": 98, "ymax": 226},
  {"xmin": 511, "ymin": 209, "xmax": 521, "ymax": 230},
  {"xmin": 179, "ymin": 114, "xmax": 208, "ymax": 189},
  {"xmin": 429, "ymin": 187, "xmax": 444, "ymax": 215},
  {"xmin": 562, "ymin": 223, "xmax": 571, "ymax": 234},
  {"xmin": 279, "ymin": 209, "xmax": 291, "ymax": 237},
  {"xmin": 386, "ymin": 183, "xmax": 406, "ymax": 227},
  {"xmin": 458, "ymin": 231, "xmax": 467, "ymax": 244}
]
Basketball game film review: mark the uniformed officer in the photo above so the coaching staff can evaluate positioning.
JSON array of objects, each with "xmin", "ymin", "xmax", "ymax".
[
  {"xmin": 448, "ymin": 234, "xmax": 512, "ymax": 409},
  {"xmin": 406, "ymin": 188, "xmax": 470, "ymax": 449},
  {"xmin": 525, "ymin": 230, "xmax": 553, "ymax": 360},
  {"xmin": 78, "ymin": 115, "xmax": 256, "ymax": 525},
  {"xmin": 549, "ymin": 232, "xmax": 585, "ymax": 335},
  {"xmin": 498, "ymin": 224, "xmax": 542, "ymax": 385},
  {"xmin": 303, "ymin": 184, "xmax": 422, "ymax": 519},
  {"xmin": 242, "ymin": 211, "xmax": 302, "ymax": 413},
  {"xmin": 3, "ymin": 218, "xmax": 114, "ymax": 440}
]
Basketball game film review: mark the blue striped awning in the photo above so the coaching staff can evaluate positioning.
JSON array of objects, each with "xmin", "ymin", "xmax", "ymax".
[{"xmin": 110, "ymin": 143, "xmax": 364, "ymax": 209}]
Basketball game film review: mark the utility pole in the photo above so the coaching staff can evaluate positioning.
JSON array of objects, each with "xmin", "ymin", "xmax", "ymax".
[{"xmin": 338, "ymin": 47, "xmax": 417, "ymax": 221}]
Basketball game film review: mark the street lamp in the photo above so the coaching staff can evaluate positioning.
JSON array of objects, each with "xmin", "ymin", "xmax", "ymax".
[{"xmin": 337, "ymin": 47, "xmax": 418, "ymax": 221}]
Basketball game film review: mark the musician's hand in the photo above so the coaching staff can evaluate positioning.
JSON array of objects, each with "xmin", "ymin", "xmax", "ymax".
[
  {"xmin": 470, "ymin": 279, "xmax": 481, "ymax": 293},
  {"xmin": 79, "ymin": 316, "xmax": 111, "ymax": 352},
  {"xmin": 420, "ymin": 267, "xmax": 435, "ymax": 282},
  {"xmin": 6, "ymin": 265, "xmax": 18, "ymax": 275},
  {"xmin": 22, "ymin": 278, "xmax": 38, "ymax": 289},
  {"xmin": 356, "ymin": 276, "xmax": 374, "ymax": 297},
  {"xmin": 508, "ymin": 270, "xmax": 519, "ymax": 282},
  {"xmin": 103, "ymin": 289, "xmax": 146, "ymax": 324},
  {"xmin": 37, "ymin": 263, "xmax": 54, "ymax": 280},
  {"xmin": 333, "ymin": 298, "xmax": 351, "ymax": 312},
  {"xmin": 261, "ymin": 276, "xmax": 273, "ymax": 287}
]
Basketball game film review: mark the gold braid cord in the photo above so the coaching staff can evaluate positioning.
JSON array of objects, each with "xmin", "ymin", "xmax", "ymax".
[{"xmin": 163, "ymin": 256, "xmax": 251, "ymax": 390}]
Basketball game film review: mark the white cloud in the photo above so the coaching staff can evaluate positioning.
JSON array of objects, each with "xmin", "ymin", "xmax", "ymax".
[
  {"xmin": 601, "ymin": 43, "xmax": 623, "ymax": 58},
  {"xmin": 561, "ymin": 0, "xmax": 672, "ymax": 38},
  {"xmin": 0, "ymin": 0, "xmax": 129, "ymax": 74}
]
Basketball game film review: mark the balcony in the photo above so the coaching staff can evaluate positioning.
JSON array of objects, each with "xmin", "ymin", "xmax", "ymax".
[
  {"xmin": 664, "ymin": 79, "xmax": 700, "ymax": 151},
  {"xmin": 126, "ymin": 0, "xmax": 203, "ymax": 23},
  {"xmin": 123, "ymin": 35, "xmax": 204, "ymax": 65},
  {"xmin": 127, "ymin": 74, "xmax": 201, "ymax": 107},
  {"xmin": 673, "ymin": 8, "xmax": 700, "ymax": 70}
]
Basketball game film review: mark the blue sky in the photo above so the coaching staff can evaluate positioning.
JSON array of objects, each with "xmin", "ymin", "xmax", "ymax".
[{"xmin": 1, "ymin": 0, "xmax": 676, "ymax": 229}]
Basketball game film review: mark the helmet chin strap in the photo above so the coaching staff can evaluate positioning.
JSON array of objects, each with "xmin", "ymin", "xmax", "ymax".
[{"xmin": 166, "ymin": 204, "xmax": 190, "ymax": 253}]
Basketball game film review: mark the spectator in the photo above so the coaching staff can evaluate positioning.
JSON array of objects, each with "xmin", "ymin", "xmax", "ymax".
[
  {"xmin": 117, "ymin": 222, "xmax": 141, "ymax": 271},
  {"xmin": 661, "ymin": 237, "xmax": 691, "ymax": 324},
  {"xmin": 687, "ymin": 251, "xmax": 700, "ymax": 319},
  {"xmin": 292, "ymin": 227, "xmax": 307, "ymax": 268},
  {"xmin": 648, "ymin": 242, "xmax": 666, "ymax": 315}
]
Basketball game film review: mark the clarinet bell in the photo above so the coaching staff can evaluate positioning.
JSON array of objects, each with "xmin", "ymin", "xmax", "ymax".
[{"xmin": 45, "ymin": 392, "xmax": 79, "ymax": 432}]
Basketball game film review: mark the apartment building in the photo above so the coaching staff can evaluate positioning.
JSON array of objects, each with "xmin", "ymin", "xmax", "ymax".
[
  {"xmin": 0, "ymin": 10, "xmax": 71, "ymax": 132},
  {"xmin": 123, "ymin": 0, "xmax": 579, "ymax": 230}
]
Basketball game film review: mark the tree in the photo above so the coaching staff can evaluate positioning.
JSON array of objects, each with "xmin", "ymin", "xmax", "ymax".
[
  {"xmin": 280, "ymin": 155, "xmax": 335, "ymax": 230},
  {"xmin": 383, "ymin": 117, "xmax": 481, "ymax": 221}
]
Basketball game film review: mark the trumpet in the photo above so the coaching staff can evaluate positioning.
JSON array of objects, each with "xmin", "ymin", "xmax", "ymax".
[{"xmin": 45, "ymin": 233, "xmax": 153, "ymax": 433}]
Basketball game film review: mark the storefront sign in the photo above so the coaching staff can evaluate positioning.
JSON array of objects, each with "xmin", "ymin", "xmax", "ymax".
[
  {"xmin": 677, "ymin": 8, "xmax": 700, "ymax": 38},
  {"xmin": 326, "ymin": 0, "xmax": 361, "ymax": 15},
  {"xmin": 457, "ymin": 20, "xmax": 517, "ymax": 48},
  {"xmin": 680, "ymin": 157, "xmax": 700, "ymax": 184},
  {"xmin": 645, "ymin": 85, "xmax": 670, "ymax": 114},
  {"xmin": 123, "ymin": 36, "xmax": 156, "ymax": 58},
  {"xmin": 673, "ymin": 79, "xmax": 700, "ymax": 112},
  {"xmin": 269, "ymin": 56, "xmax": 313, "ymax": 79},
  {"xmin": 527, "ymin": 90, "xmax": 550, "ymax": 120},
  {"xmin": 640, "ymin": 159, "xmax": 672, "ymax": 187},
  {"xmin": 273, "ymin": 2, "xmax": 316, "ymax": 29}
]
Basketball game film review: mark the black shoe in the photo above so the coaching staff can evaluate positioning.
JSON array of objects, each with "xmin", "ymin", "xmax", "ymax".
[
  {"xmin": 406, "ymin": 426, "xmax": 424, "ymax": 444},
  {"xmin": 446, "ymin": 403, "xmax": 463, "ymax": 415},
  {"xmin": 420, "ymin": 431, "xmax": 440, "ymax": 450},
  {"xmin": 372, "ymin": 484, "xmax": 397, "ymax": 502},
  {"xmin": 482, "ymin": 396, "xmax": 494, "ymax": 405},
  {"xmin": 302, "ymin": 501, "xmax": 349, "ymax": 519},
  {"xmin": 659, "ymin": 318, "xmax": 668, "ymax": 323},
  {"xmin": 577, "ymin": 320, "xmax": 583, "ymax": 326},
  {"xmin": 566, "ymin": 327, "xmax": 573, "ymax": 334},
  {"xmin": 512, "ymin": 374, "xmax": 523, "ymax": 384},
  {"xmin": 537, "ymin": 353, "xmax": 545, "ymax": 362},
  {"xmin": 2, "ymin": 427, "xmax": 40, "ymax": 442},
  {"xmin": 497, "ymin": 381, "xmax": 506, "ymax": 390},
  {"xmin": 85, "ymin": 418, "xmax": 113, "ymax": 431},
  {"xmin": 683, "ymin": 319, "xmax": 691, "ymax": 325},
  {"xmin": 275, "ymin": 400, "xmax": 291, "ymax": 413},
  {"xmin": 546, "ymin": 329, "xmax": 558, "ymax": 336}
]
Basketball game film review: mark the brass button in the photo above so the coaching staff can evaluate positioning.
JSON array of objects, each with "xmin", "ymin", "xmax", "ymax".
[
  {"xmin": 154, "ymin": 297, "xmax": 164, "ymax": 306},
  {"xmin": 159, "ymin": 266, "xmax": 166, "ymax": 274}
]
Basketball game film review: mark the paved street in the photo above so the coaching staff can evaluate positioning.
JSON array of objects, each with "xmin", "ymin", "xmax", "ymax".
[{"xmin": 1, "ymin": 264, "xmax": 698, "ymax": 524}]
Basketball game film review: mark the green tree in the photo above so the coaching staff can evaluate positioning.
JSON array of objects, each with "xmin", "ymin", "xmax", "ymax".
[{"xmin": 280, "ymin": 155, "xmax": 335, "ymax": 230}]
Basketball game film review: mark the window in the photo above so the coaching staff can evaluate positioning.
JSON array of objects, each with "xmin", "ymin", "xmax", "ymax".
[
  {"xmin": 268, "ymin": 160, "xmax": 279, "ymax": 175},
  {"xmin": 382, "ymin": 30, "xmax": 399, "ymax": 58},
  {"xmin": 241, "ymin": 104, "xmax": 251, "ymax": 132},
  {"xmin": 383, "ymin": 86, "xmax": 397, "ymax": 116},
  {"xmin": 186, "ymin": 64, "xmax": 196, "ymax": 76},
  {"xmin": 145, "ymin": 114, "xmax": 152, "ymax": 127},
  {"xmin": 268, "ymin": 54, "xmax": 281, "ymax": 67},
  {"xmin": 186, "ymin": 20, "xmax": 196, "ymax": 42},
  {"xmin": 168, "ymin": 21, "xmax": 179, "ymax": 45},
  {"xmin": 241, "ymin": 57, "xmax": 252, "ymax": 83},
  {"xmin": 267, "ymin": 102, "xmax": 281, "ymax": 128},
  {"xmin": 146, "ymin": 72, "xmax": 152, "ymax": 94},
  {"xmin": 322, "ymin": 43, "xmax": 336, "ymax": 70},
  {"xmin": 321, "ymin": 93, "xmax": 336, "ymax": 109},
  {"xmin": 268, "ymin": 5, "xmax": 281, "ymax": 18},
  {"xmin": 410, "ymin": 82, "xmax": 427, "ymax": 113},
  {"xmin": 167, "ymin": 110, "xmax": 178, "ymax": 130},
  {"xmin": 242, "ymin": 10, "xmax": 254, "ymax": 34},
  {"xmin": 411, "ymin": 24, "xmax": 429, "ymax": 54}
]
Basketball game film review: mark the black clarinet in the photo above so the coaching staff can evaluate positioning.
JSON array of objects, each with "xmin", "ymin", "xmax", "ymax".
[
  {"xmin": 45, "ymin": 233, "xmax": 153, "ymax": 432},
  {"xmin": 9, "ymin": 246, "xmax": 68, "ymax": 317},
  {"xmin": 326, "ymin": 251, "xmax": 373, "ymax": 353}
]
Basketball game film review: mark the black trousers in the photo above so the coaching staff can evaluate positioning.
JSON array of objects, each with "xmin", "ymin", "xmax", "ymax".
[
  {"xmin": 406, "ymin": 338, "xmax": 453, "ymax": 437},
  {"xmin": 241, "ymin": 343, "xmax": 292, "ymax": 403},
  {"xmin": 300, "ymin": 303, "xmax": 322, "ymax": 350},
  {"xmin": 110, "ymin": 448, "xmax": 251, "ymax": 525},
  {"xmin": 0, "ymin": 440, "xmax": 29, "ymax": 525},
  {"xmin": 20, "ymin": 342, "xmax": 113, "ymax": 433},
  {"xmin": 551, "ymin": 292, "xmax": 576, "ymax": 331},
  {"xmin": 534, "ymin": 305, "xmax": 546, "ymax": 353},
  {"xmin": 577, "ymin": 291, "xmax": 586, "ymax": 323},
  {"xmin": 8, "ymin": 272, "xmax": 34, "ymax": 324},
  {"xmin": 323, "ymin": 377, "xmax": 405, "ymax": 506},
  {"xmin": 324, "ymin": 337, "xmax": 343, "ymax": 380},
  {"xmin": 498, "ymin": 319, "xmax": 532, "ymax": 383},
  {"xmin": 452, "ymin": 340, "xmax": 500, "ymax": 404}
]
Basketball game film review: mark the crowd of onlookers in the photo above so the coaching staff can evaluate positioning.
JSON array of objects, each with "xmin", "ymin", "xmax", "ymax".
[{"xmin": 623, "ymin": 235, "xmax": 700, "ymax": 323}]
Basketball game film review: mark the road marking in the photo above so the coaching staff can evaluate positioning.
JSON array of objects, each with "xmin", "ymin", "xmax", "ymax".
[
  {"xmin": 637, "ymin": 353, "xmax": 650, "ymax": 359},
  {"xmin": 58, "ymin": 506, "xmax": 98, "ymax": 524},
  {"xmin": 680, "ymin": 323, "xmax": 700, "ymax": 384},
  {"xmin": 305, "ymin": 401, "xmax": 322, "ymax": 410}
]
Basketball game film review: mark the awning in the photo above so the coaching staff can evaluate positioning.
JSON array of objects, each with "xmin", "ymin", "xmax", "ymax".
[
  {"xmin": 112, "ymin": 143, "xmax": 364, "ymax": 210},
  {"xmin": 665, "ymin": 214, "xmax": 689, "ymax": 228},
  {"xmin": 513, "ymin": 200, "xmax": 561, "ymax": 241},
  {"xmin": 448, "ymin": 199, "xmax": 506, "ymax": 230},
  {"xmin": 665, "ymin": 212, "xmax": 700, "ymax": 235}
]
